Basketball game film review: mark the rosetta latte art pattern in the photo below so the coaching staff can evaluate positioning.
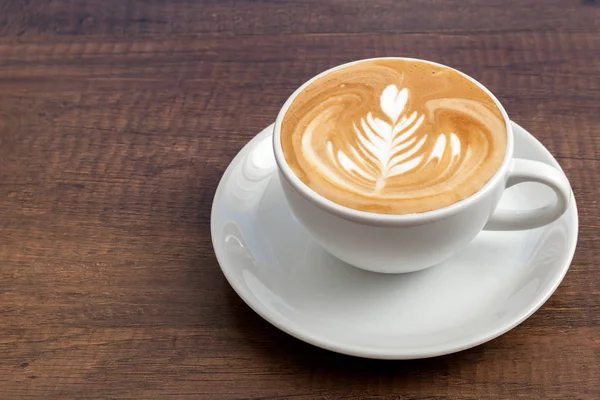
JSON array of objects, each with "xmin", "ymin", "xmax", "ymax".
[
  {"xmin": 312, "ymin": 84, "xmax": 461, "ymax": 195},
  {"xmin": 281, "ymin": 59, "xmax": 507, "ymax": 214}
]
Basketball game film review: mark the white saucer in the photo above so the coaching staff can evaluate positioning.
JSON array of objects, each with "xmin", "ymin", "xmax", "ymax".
[{"xmin": 211, "ymin": 121, "xmax": 578, "ymax": 359}]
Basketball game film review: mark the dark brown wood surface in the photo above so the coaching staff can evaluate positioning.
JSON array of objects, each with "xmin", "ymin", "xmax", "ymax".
[{"xmin": 0, "ymin": 1, "xmax": 599, "ymax": 398}]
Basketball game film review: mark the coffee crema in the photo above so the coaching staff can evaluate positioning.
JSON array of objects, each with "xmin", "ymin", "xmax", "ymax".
[{"xmin": 280, "ymin": 59, "xmax": 507, "ymax": 215}]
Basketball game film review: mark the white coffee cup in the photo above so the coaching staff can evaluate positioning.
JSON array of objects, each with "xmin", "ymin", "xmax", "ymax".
[{"xmin": 273, "ymin": 57, "xmax": 571, "ymax": 274}]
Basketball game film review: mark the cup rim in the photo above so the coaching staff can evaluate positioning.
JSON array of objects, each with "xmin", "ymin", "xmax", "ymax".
[{"xmin": 272, "ymin": 57, "xmax": 514, "ymax": 227}]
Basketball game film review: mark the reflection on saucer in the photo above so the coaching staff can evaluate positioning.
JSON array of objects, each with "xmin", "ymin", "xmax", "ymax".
[{"xmin": 226, "ymin": 134, "xmax": 276, "ymax": 211}]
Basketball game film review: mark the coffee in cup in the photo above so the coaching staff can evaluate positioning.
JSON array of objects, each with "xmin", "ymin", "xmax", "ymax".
[{"xmin": 280, "ymin": 59, "xmax": 507, "ymax": 215}]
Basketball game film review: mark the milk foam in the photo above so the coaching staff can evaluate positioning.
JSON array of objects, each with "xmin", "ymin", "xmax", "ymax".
[{"xmin": 281, "ymin": 59, "xmax": 507, "ymax": 214}]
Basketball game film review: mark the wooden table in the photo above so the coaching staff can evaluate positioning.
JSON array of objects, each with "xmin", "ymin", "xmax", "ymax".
[{"xmin": 1, "ymin": 1, "xmax": 598, "ymax": 398}]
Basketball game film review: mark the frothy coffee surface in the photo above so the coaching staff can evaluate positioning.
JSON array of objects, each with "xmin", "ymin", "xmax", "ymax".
[{"xmin": 280, "ymin": 59, "xmax": 507, "ymax": 214}]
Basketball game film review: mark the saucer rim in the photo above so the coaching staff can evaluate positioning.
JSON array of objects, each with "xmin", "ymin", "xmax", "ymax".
[{"xmin": 211, "ymin": 121, "xmax": 579, "ymax": 359}]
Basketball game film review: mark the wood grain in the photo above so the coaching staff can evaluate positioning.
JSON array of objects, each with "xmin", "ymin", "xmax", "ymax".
[{"xmin": 0, "ymin": 0, "xmax": 598, "ymax": 399}]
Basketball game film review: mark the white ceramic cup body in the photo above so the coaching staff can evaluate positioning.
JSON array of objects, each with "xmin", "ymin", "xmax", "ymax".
[{"xmin": 273, "ymin": 57, "xmax": 571, "ymax": 274}]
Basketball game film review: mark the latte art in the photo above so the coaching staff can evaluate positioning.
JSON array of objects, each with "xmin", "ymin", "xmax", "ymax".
[
  {"xmin": 281, "ymin": 59, "xmax": 507, "ymax": 214},
  {"xmin": 310, "ymin": 84, "xmax": 465, "ymax": 195}
]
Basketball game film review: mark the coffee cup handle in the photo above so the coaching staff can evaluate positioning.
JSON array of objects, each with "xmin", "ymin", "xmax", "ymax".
[{"xmin": 483, "ymin": 158, "xmax": 571, "ymax": 231}]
